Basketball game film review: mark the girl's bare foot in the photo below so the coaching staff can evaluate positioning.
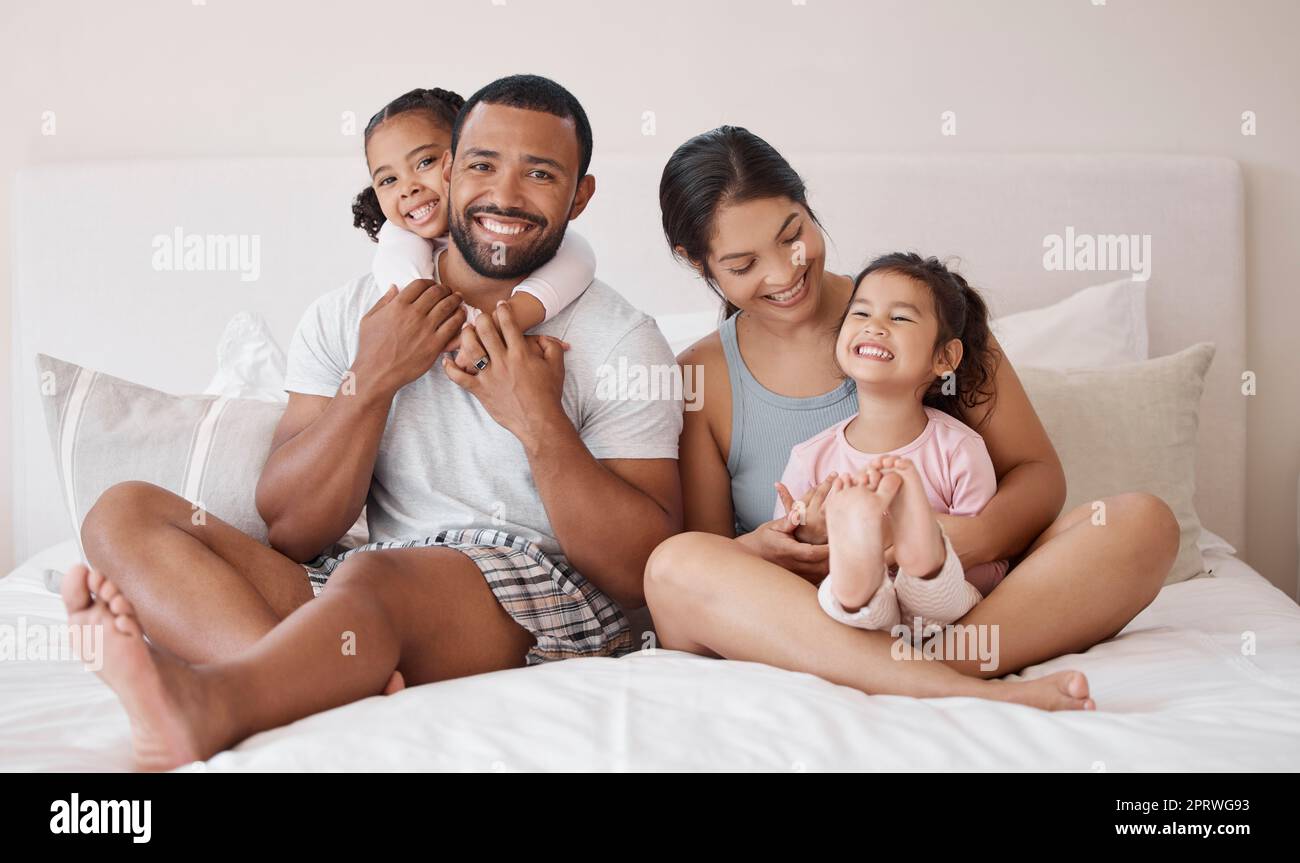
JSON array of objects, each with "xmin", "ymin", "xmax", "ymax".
[
  {"xmin": 878, "ymin": 456, "xmax": 946, "ymax": 579},
  {"xmin": 986, "ymin": 670, "xmax": 1096, "ymax": 712},
  {"xmin": 824, "ymin": 470, "xmax": 904, "ymax": 610},
  {"xmin": 61, "ymin": 563, "xmax": 231, "ymax": 771}
]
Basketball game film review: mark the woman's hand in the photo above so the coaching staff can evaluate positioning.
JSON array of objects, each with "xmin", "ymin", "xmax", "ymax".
[
  {"xmin": 736, "ymin": 516, "xmax": 829, "ymax": 583},
  {"xmin": 775, "ymin": 476, "xmax": 836, "ymax": 545}
]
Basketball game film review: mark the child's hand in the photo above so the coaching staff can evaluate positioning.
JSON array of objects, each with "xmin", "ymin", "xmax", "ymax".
[
  {"xmin": 452, "ymin": 322, "xmax": 485, "ymax": 373},
  {"xmin": 453, "ymin": 322, "xmax": 571, "ymax": 374},
  {"xmin": 775, "ymin": 474, "xmax": 837, "ymax": 545},
  {"xmin": 509, "ymin": 293, "xmax": 547, "ymax": 332},
  {"xmin": 444, "ymin": 328, "xmax": 463, "ymax": 357},
  {"xmin": 454, "ymin": 296, "xmax": 568, "ymax": 373}
]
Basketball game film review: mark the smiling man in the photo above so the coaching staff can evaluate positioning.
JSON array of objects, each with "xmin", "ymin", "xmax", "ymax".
[
  {"xmin": 66, "ymin": 75, "xmax": 684, "ymax": 769},
  {"xmin": 444, "ymin": 95, "xmax": 579, "ymax": 278}
]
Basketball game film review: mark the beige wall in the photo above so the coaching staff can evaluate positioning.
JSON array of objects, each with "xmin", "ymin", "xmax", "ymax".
[{"xmin": 2, "ymin": 0, "xmax": 1297, "ymax": 595}]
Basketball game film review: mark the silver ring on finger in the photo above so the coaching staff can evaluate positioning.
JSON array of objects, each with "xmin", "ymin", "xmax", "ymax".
[{"xmin": 474, "ymin": 356, "xmax": 490, "ymax": 372}]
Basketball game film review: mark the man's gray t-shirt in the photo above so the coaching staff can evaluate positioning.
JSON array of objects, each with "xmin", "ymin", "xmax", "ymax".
[{"xmin": 282, "ymin": 274, "xmax": 683, "ymax": 560}]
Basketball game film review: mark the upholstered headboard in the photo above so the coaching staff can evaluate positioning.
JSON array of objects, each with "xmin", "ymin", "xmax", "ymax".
[{"xmin": 10, "ymin": 154, "xmax": 1245, "ymax": 561}]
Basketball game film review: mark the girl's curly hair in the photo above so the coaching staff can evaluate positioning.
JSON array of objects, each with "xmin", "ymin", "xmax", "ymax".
[
  {"xmin": 846, "ymin": 252, "xmax": 1003, "ymax": 429},
  {"xmin": 351, "ymin": 87, "xmax": 465, "ymax": 242}
]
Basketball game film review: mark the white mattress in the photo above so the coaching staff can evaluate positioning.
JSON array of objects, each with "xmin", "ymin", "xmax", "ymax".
[{"xmin": 2, "ymin": 538, "xmax": 1298, "ymax": 772}]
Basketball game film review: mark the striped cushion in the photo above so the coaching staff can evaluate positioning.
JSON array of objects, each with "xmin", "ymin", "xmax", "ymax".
[{"xmin": 35, "ymin": 353, "xmax": 285, "ymax": 547}]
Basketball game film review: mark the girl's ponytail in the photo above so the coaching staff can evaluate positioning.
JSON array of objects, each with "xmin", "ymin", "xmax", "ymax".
[
  {"xmin": 935, "ymin": 267, "xmax": 1000, "ymax": 427},
  {"xmin": 352, "ymin": 186, "xmax": 385, "ymax": 242}
]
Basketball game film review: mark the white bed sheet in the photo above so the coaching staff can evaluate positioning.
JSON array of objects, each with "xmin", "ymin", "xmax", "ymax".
[{"xmin": 2, "ymin": 538, "xmax": 1298, "ymax": 772}]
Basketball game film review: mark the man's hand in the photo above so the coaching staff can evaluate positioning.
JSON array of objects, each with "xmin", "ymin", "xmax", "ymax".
[
  {"xmin": 353, "ymin": 279, "xmax": 466, "ymax": 396},
  {"xmin": 442, "ymin": 302, "xmax": 571, "ymax": 447}
]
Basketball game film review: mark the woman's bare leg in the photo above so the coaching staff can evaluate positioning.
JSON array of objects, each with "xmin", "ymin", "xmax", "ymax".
[
  {"xmin": 61, "ymin": 545, "xmax": 533, "ymax": 770},
  {"xmin": 80, "ymin": 480, "xmax": 316, "ymax": 663},
  {"xmin": 940, "ymin": 492, "xmax": 1179, "ymax": 678},
  {"xmin": 646, "ymin": 492, "xmax": 1178, "ymax": 696},
  {"xmin": 644, "ymin": 533, "xmax": 1093, "ymax": 710}
]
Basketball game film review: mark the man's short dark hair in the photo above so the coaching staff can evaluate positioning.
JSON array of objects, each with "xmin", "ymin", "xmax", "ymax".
[{"xmin": 450, "ymin": 74, "xmax": 593, "ymax": 178}]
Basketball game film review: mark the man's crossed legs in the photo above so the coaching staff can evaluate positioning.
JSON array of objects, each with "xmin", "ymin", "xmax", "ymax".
[{"xmin": 67, "ymin": 480, "xmax": 534, "ymax": 770}]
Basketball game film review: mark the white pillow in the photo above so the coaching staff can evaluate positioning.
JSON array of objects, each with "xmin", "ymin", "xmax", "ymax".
[
  {"xmin": 1197, "ymin": 528, "xmax": 1237, "ymax": 557},
  {"xmin": 204, "ymin": 312, "xmax": 289, "ymax": 403},
  {"xmin": 653, "ymin": 310, "xmax": 720, "ymax": 355},
  {"xmin": 991, "ymin": 277, "xmax": 1147, "ymax": 369}
]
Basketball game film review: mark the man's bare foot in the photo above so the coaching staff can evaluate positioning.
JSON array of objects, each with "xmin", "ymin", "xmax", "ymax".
[
  {"xmin": 986, "ymin": 670, "xmax": 1097, "ymax": 712},
  {"xmin": 878, "ymin": 456, "xmax": 946, "ymax": 579},
  {"xmin": 824, "ymin": 470, "xmax": 903, "ymax": 610},
  {"xmin": 61, "ymin": 563, "xmax": 230, "ymax": 771}
]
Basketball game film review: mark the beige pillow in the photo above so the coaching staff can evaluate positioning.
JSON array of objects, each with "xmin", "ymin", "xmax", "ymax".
[
  {"xmin": 1017, "ymin": 342, "xmax": 1215, "ymax": 585},
  {"xmin": 37, "ymin": 352, "xmax": 373, "ymax": 563},
  {"xmin": 36, "ymin": 353, "xmax": 285, "ymax": 546}
]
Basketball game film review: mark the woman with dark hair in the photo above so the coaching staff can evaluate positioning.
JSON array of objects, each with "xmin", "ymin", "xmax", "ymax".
[{"xmin": 644, "ymin": 126, "xmax": 1179, "ymax": 704}]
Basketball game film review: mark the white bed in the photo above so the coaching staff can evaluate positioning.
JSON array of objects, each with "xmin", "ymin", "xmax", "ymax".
[
  {"xmin": 7, "ymin": 153, "xmax": 1298, "ymax": 771},
  {"xmin": 3, "ymin": 534, "xmax": 1299, "ymax": 771}
]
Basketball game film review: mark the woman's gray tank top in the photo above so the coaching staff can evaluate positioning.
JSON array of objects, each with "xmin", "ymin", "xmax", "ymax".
[{"xmin": 719, "ymin": 312, "xmax": 858, "ymax": 534}]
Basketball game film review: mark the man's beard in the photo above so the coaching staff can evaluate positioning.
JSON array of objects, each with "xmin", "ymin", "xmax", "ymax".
[{"xmin": 448, "ymin": 204, "xmax": 566, "ymax": 280}]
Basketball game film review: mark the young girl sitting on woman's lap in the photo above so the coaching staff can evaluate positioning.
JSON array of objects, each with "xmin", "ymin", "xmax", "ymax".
[{"xmin": 775, "ymin": 252, "xmax": 1008, "ymax": 634}]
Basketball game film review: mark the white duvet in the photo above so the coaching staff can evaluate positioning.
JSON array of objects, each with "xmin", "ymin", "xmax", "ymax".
[{"xmin": 2, "ymin": 539, "xmax": 1298, "ymax": 772}]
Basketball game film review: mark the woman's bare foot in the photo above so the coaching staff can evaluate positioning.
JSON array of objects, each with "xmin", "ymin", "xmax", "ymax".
[
  {"xmin": 878, "ymin": 456, "xmax": 946, "ymax": 579},
  {"xmin": 985, "ymin": 670, "xmax": 1096, "ymax": 712},
  {"xmin": 824, "ymin": 470, "xmax": 903, "ymax": 610},
  {"xmin": 61, "ymin": 563, "xmax": 231, "ymax": 771}
]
